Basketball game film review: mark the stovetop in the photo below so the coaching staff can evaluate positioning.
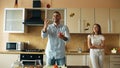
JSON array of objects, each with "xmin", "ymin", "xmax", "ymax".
[{"xmin": 22, "ymin": 49, "xmax": 45, "ymax": 52}]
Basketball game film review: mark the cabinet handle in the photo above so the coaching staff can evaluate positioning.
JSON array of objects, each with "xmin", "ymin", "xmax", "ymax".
[
  {"xmin": 113, "ymin": 57, "xmax": 120, "ymax": 58},
  {"xmin": 114, "ymin": 64, "xmax": 120, "ymax": 65}
]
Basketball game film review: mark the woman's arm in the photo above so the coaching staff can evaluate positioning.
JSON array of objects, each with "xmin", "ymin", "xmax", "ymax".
[
  {"xmin": 87, "ymin": 36, "xmax": 96, "ymax": 49},
  {"xmin": 94, "ymin": 40, "xmax": 105, "ymax": 49}
]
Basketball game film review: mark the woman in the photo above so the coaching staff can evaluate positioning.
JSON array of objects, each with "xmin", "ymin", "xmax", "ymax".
[{"xmin": 87, "ymin": 24, "xmax": 105, "ymax": 68}]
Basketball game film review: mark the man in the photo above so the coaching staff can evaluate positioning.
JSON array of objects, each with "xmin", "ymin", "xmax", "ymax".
[{"xmin": 41, "ymin": 11, "xmax": 70, "ymax": 66}]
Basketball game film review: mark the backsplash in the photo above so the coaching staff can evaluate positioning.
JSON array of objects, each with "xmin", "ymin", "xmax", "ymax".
[{"xmin": 7, "ymin": 26, "xmax": 120, "ymax": 53}]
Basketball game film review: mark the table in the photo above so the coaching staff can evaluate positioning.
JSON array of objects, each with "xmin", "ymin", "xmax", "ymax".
[{"xmin": 43, "ymin": 66, "xmax": 89, "ymax": 68}]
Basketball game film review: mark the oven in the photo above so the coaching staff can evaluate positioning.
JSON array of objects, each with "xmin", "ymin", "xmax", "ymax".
[{"xmin": 20, "ymin": 54, "xmax": 43, "ymax": 66}]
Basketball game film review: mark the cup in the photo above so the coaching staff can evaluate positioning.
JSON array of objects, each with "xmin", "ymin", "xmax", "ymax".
[{"xmin": 78, "ymin": 48, "xmax": 82, "ymax": 53}]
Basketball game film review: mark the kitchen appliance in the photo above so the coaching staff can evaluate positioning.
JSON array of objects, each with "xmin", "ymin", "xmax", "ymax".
[
  {"xmin": 6, "ymin": 42, "xmax": 27, "ymax": 51},
  {"xmin": 22, "ymin": 49, "xmax": 44, "ymax": 52},
  {"xmin": 23, "ymin": 0, "xmax": 44, "ymax": 25},
  {"xmin": 20, "ymin": 54, "xmax": 43, "ymax": 66}
]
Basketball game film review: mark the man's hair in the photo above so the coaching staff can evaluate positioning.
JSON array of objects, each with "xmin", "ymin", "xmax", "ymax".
[{"xmin": 53, "ymin": 11, "xmax": 61, "ymax": 15}]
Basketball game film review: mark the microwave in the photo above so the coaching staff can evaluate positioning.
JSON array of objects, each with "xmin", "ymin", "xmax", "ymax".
[{"xmin": 6, "ymin": 42, "xmax": 27, "ymax": 51}]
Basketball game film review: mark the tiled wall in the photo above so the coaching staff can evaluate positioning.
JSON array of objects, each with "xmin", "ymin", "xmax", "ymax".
[{"xmin": 8, "ymin": 27, "xmax": 120, "ymax": 53}]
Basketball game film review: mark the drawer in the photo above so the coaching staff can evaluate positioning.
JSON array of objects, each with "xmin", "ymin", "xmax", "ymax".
[
  {"xmin": 110, "ymin": 62, "xmax": 120, "ymax": 68},
  {"xmin": 110, "ymin": 55, "xmax": 120, "ymax": 61}
]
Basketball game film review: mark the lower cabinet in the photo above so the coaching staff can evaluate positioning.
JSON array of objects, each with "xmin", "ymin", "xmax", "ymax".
[
  {"xmin": 104, "ymin": 55, "xmax": 110, "ymax": 68},
  {"xmin": 86, "ymin": 55, "xmax": 92, "ymax": 68},
  {"xmin": 0, "ymin": 54, "xmax": 20, "ymax": 68},
  {"xmin": 110, "ymin": 55, "xmax": 120, "ymax": 68},
  {"xmin": 66, "ymin": 55, "xmax": 88, "ymax": 66}
]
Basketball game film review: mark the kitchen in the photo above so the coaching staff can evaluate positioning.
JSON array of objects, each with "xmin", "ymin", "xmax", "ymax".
[{"xmin": 0, "ymin": 0, "xmax": 120, "ymax": 68}]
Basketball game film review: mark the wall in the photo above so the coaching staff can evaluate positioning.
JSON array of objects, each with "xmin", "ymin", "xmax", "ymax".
[{"xmin": 0, "ymin": 0, "xmax": 120, "ymax": 52}]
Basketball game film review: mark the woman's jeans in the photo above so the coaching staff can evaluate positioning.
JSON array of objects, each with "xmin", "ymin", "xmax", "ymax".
[{"xmin": 90, "ymin": 49, "xmax": 104, "ymax": 68}]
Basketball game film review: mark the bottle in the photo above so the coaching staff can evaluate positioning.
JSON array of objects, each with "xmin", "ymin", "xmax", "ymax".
[
  {"xmin": 11, "ymin": 59, "xmax": 24, "ymax": 68},
  {"xmin": 14, "ymin": 0, "xmax": 18, "ymax": 8},
  {"xmin": 35, "ymin": 60, "xmax": 43, "ymax": 68}
]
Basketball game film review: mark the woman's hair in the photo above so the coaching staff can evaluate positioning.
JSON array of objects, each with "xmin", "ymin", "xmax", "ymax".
[{"xmin": 92, "ymin": 23, "xmax": 102, "ymax": 35}]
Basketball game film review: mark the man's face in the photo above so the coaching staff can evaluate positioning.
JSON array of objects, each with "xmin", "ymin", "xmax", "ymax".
[{"xmin": 52, "ymin": 13, "xmax": 61, "ymax": 23}]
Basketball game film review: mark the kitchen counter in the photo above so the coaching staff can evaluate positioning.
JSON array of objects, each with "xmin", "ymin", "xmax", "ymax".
[
  {"xmin": 66, "ymin": 51, "xmax": 89, "ymax": 55},
  {"xmin": 1, "ymin": 50, "xmax": 119, "ymax": 55},
  {"xmin": 0, "ymin": 50, "xmax": 45, "ymax": 54},
  {"xmin": 0, "ymin": 50, "xmax": 89, "ymax": 55}
]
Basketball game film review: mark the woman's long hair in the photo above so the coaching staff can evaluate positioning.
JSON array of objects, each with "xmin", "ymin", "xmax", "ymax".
[{"xmin": 92, "ymin": 23, "xmax": 102, "ymax": 35}]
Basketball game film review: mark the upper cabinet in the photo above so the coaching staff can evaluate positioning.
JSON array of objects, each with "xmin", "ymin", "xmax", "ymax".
[
  {"xmin": 66, "ymin": 8, "xmax": 94, "ymax": 33},
  {"xmin": 66, "ymin": 8, "xmax": 81, "ymax": 33},
  {"xmin": 81, "ymin": 8, "xmax": 94, "ymax": 33},
  {"xmin": 4, "ymin": 8, "xmax": 66, "ymax": 33},
  {"xmin": 110, "ymin": 9, "xmax": 120, "ymax": 33},
  {"xmin": 95, "ymin": 8, "xmax": 109, "ymax": 33},
  {"xmin": 67, "ymin": 8, "xmax": 120, "ymax": 34},
  {"xmin": 4, "ymin": 8, "xmax": 27, "ymax": 33}
]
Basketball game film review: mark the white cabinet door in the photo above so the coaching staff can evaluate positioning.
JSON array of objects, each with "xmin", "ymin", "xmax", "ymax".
[
  {"xmin": 110, "ymin": 55, "xmax": 120, "ymax": 68},
  {"xmin": 95, "ymin": 8, "xmax": 109, "ymax": 33},
  {"xmin": 66, "ymin": 8, "xmax": 81, "ymax": 33},
  {"xmin": 104, "ymin": 55, "xmax": 110, "ymax": 68},
  {"xmin": 81, "ymin": 8, "xmax": 94, "ymax": 33},
  {"xmin": 0, "ymin": 54, "xmax": 20, "ymax": 68},
  {"xmin": 86, "ymin": 55, "xmax": 92, "ymax": 68},
  {"xmin": 66, "ymin": 55, "xmax": 87, "ymax": 66},
  {"xmin": 110, "ymin": 9, "xmax": 120, "ymax": 33},
  {"xmin": 4, "ymin": 8, "xmax": 27, "ymax": 33}
]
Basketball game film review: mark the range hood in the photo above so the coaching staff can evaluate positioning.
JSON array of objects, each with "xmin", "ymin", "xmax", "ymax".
[{"xmin": 23, "ymin": 0, "xmax": 44, "ymax": 26}]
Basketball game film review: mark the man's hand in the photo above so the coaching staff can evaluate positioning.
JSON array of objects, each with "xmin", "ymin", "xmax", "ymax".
[
  {"xmin": 58, "ymin": 32, "xmax": 64, "ymax": 39},
  {"xmin": 58, "ymin": 32, "xmax": 68, "ymax": 41},
  {"xmin": 43, "ymin": 18, "xmax": 49, "ymax": 32}
]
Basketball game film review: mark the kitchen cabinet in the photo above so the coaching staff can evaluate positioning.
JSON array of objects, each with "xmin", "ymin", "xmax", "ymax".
[
  {"xmin": 0, "ymin": 54, "xmax": 20, "ymax": 68},
  {"xmin": 4, "ymin": 8, "xmax": 66, "ymax": 33},
  {"xmin": 81, "ymin": 8, "xmax": 94, "ymax": 33},
  {"xmin": 4, "ymin": 8, "xmax": 27, "ymax": 33},
  {"xmin": 95, "ymin": 8, "xmax": 109, "ymax": 33},
  {"xmin": 24, "ymin": 8, "xmax": 66, "ymax": 26},
  {"xmin": 110, "ymin": 9, "xmax": 120, "ymax": 33},
  {"xmin": 86, "ymin": 55, "xmax": 92, "ymax": 68},
  {"xmin": 67, "ymin": 8, "xmax": 120, "ymax": 33},
  {"xmin": 91, "ymin": 8, "xmax": 120, "ymax": 33},
  {"xmin": 66, "ymin": 55, "xmax": 87, "ymax": 66},
  {"xmin": 104, "ymin": 55, "xmax": 110, "ymax": 68},
  {"xmin": 110, "ymin": 55, "xmax": 120, "ymax": 68},
  {"xmin": 66, "ymin": 8, "xmax": 81, "ymax": 33},
  {"xmin": 66, "ymin": 8, "xmax": 95, "ymax": 33}
]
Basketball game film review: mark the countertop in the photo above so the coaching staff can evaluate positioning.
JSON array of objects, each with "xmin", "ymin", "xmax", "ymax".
[
  {"xmin": 0, "ymin": 50, "xmax": 89, "ymax": 55},
  {"xmin": 0, "ymin": 50, "xmax": 119, "ymax": 55}
]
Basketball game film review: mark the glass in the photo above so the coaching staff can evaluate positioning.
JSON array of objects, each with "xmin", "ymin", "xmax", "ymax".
[
  {"xmin": 11, "ymin": 60, "xmax": 24, "ymax": 68},
  {"xmin": 78, "ymin": 48, "xmax": 82, "ymax": 53}
]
